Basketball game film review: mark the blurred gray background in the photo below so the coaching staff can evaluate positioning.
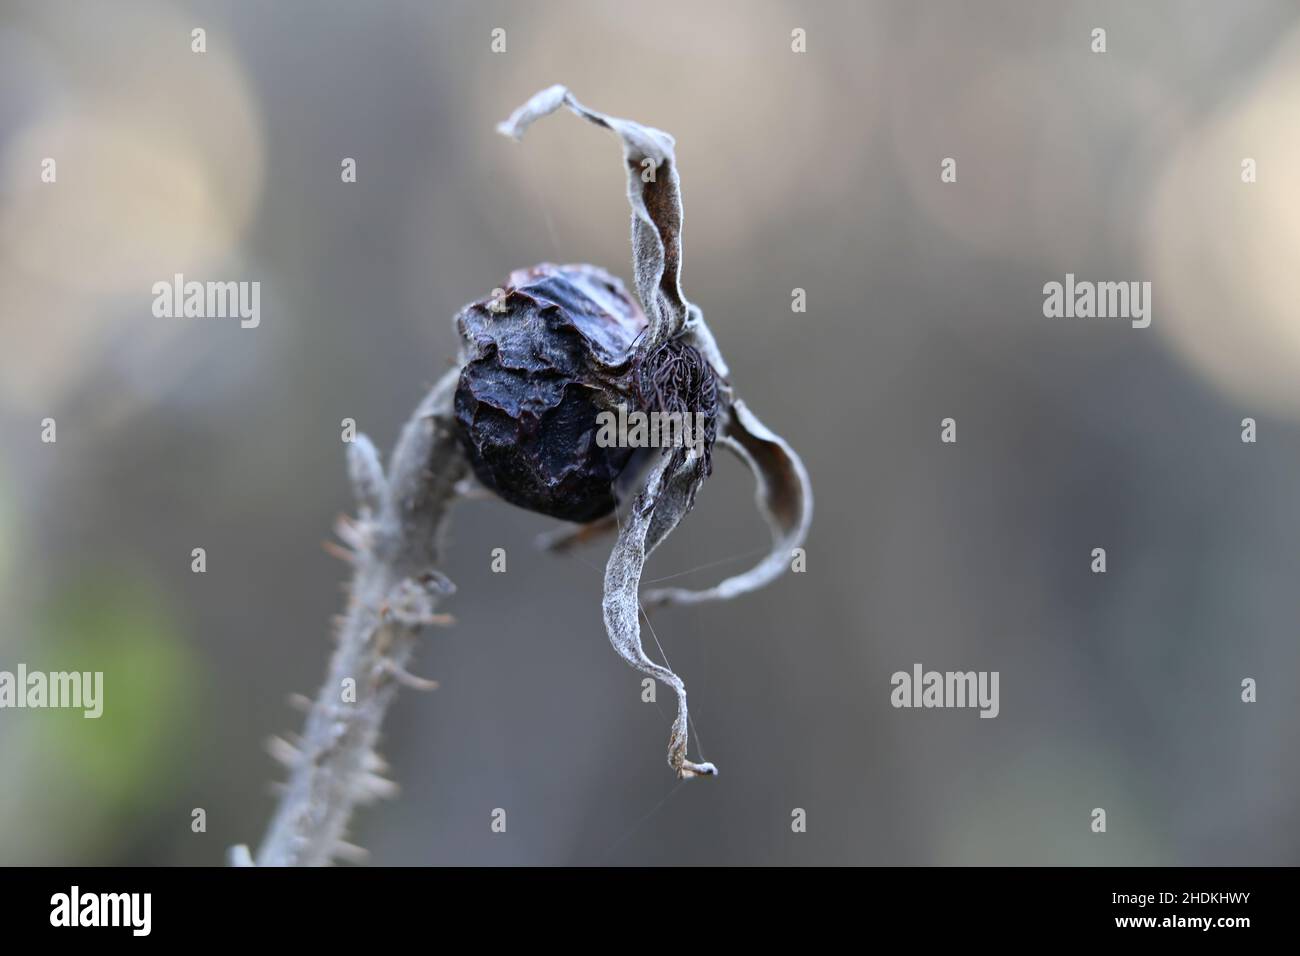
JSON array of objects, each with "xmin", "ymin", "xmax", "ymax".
[{"xmin": 2, "ymin": 0, "xmax": 1299, "ymax": 865}]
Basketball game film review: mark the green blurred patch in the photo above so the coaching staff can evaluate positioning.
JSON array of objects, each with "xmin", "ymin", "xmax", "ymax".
[
  {"xmin": 0, "ymin": 468, "xmax": 13, "ymax": 591},
  {"xmin": 26, "ymin": 576, "xmax": 199, "ymax": 858}
]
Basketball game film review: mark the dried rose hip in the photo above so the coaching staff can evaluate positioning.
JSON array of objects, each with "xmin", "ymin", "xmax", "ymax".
[
  {"xmin": 454, "ymin": 263, "xmax": 654, "ymax": 523},
  {"xmin": 451, "ymin": 86, "xmax": 812, "ymax": 780}
]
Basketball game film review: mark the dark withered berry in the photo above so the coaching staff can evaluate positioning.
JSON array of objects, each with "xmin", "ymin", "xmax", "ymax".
[
  {"xmin": 446, "ymin": 85, "xmax": 813, "ymax": 780},
  {"xmin": 454, "ymin": 263, "xmax": 655, "ymax": 522}
]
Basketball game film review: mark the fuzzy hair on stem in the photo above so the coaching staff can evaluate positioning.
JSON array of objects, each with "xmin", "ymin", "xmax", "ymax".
[{"xmin": 234, "ymin": 370, "xmax": 466, "ymax": 867}]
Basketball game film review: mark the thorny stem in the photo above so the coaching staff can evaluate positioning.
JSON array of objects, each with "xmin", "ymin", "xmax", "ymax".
[
  {"xmin": 234, "ymin": 369, "xmax": 466, "ymax": 867},
  {"xmin": 233, "ymin": 84, "xmax": 815, "ymax": 860}
]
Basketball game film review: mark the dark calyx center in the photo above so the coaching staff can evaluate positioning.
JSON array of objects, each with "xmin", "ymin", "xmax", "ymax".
[{"xmin": 633, "ymin": 337, "xmax": 719, "ymax": 476}]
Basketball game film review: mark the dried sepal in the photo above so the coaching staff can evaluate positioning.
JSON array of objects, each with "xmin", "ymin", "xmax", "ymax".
[
  {"xmin": 534, "ymin": 512, "xmax": 618, "ymax": 553},
  {"xmin": 644, "ymin": 400, "xmax": 812, "ymax": 607},
  {"xmin": 643, "ymin": 446, "xmax": 709, "ymax": 558},
  {"xmin": 602, "ymin": 450, "xmax": 716, "ymax": 779},
  {"xmin": 497, "ymin": 85, "xmax": 727, "ymax": 376},
  {"xmin": 492, "ymin": 87, "xmax": 813, "ymax": 778}
]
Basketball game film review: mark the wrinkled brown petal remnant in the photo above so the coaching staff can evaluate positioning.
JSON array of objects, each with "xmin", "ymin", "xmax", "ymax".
[{"xmin": 461, "ymin": 85, "xmax": 813, "ymax": 778}]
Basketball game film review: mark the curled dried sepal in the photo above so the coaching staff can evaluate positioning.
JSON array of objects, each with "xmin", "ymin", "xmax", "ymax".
[
  {"xmin": 497, "ymin": 85, "xmax": 727, "ymax": 376},
  {"xmin": 645, "ymin": 401, "xmax": 812, "ymax": 607},
  {"xmin": 603, "ymin": 451, "xmax": 716, "ymax": 779},
  {"xmin": 549, "ymin": 400, "xmax": 813, "ymax": 609},
  {"xmin": 498, "ymin": 87, "xmax": 813, "ymax": 779}
]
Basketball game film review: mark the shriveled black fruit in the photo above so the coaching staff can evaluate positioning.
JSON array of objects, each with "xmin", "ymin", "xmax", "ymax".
[
  {"xmin": 458, "ymin": 85, "xmax": 812, "ymax": 780},
  {"xmin": 454, "ymin": 263, "xmax": 654, "ymax": 522}
]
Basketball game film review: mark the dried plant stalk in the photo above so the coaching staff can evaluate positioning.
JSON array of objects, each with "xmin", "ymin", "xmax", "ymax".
[
  {"xmin": 237, "ymin": 86, "xmax": 813, "ymax": 865},
  {"xmin": 236, "ymin": 370, "xmax": 466, "ymax": 867}
]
